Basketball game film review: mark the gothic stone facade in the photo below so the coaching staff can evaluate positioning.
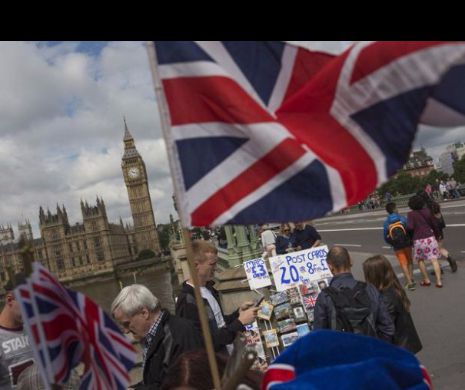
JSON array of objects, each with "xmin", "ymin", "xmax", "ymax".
[{"xmin": 0, "ymin": 123, "xmax": 160, "ymax": 284}]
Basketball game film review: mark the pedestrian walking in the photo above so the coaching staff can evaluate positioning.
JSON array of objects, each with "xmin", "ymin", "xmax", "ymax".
[
  {"xmin": 363, "ymin": 255, "xmax": 423, "ymax": 354},
  {"xmin": 407, "ymin": 195, "xmax": 443, "ymax": 288}
]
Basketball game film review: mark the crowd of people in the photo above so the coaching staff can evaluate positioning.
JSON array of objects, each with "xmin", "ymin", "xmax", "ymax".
[
  {"xmin": 260, "ymin": 221, "xmax": 322, "ymax": 258},
  {"xmin": 383, "ymin": 191, "xmax": 458, "ymax": 292},
  {"xmin": 0, "ymin": 192, "xmax": 459, "ymax": 389}
]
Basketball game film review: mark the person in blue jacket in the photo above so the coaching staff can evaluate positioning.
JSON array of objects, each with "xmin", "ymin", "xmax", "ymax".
[{"xmin": 383, "ymin": 202, "xmax": 415, "ymax": 290}]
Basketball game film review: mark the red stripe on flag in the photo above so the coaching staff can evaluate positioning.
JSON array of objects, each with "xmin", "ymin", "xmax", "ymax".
[
  {"xmin": 191, "ymin": 138, "xmax": 306, "ymax": 225},
  {"xmin": 282, "ymin": 48, "xmax": 335, "ymax": 105},
  {"xmin": 350, "ymin": 42, "xmax": 449, "ymax": 85},
  {"xmin": 262, "ymin": 365, "xmax": 296, "ymax": 390},
  {"xmin": 277, "ymin": 49, "xmax": 378, "ymax": 205},
  {"xmin": 41, "ymin": 314, "xmax": 79, "ymax": 339},
  {"xmin": 163, "ymin": 76, "xmax": 274, "ymax": 125}
]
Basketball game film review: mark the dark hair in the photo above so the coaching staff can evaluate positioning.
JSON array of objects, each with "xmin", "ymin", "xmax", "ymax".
[
  {"xmin": 161, "ymin": 350, "xmax": 262, "ymax": 390},
  {"xmin": 430, "ymin": 201, "xmax": 441, "ymax": 215},
  {"xmin": 385, "ymin": 202, "xmax": 396, "ymax": 214},
  {"xmin": 4, "ymin": 272, "xmax": 27, "ymax": 292},
  {"xmin": 326, "ymin": 246, "xmax": 351, "ymax": 270},
  {"xmin": 408, "ymin": 195, "xmax": 425, "ymax": 211},
  {"xmin": 363, "ymin": 255, "xmax": 410, "ymax": 311}
]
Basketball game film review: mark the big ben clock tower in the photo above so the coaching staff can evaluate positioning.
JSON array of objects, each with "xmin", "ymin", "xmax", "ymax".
[{"xmin": 121, "ymin": 119, "xmax": 160, "ymax": 256}]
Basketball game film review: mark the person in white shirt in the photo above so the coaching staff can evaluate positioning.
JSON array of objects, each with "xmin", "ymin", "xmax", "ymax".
[
  {"xmin": 260, "ymin": 224, "xmax": 277, "ymax": 258},
  {"xmin": 175, "ymin": 240, "xmax": 258, "ymax": 354}
]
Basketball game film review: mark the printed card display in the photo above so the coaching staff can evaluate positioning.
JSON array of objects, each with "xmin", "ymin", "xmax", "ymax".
[
  {"xmin": 286, "ymin": 286, "xmax": 301, "ymax": 305},
  {"xmin": 306, "ymin": 309, "xmax": 315, "ymax": 322},
  {"xmin": 277, "ymin": 318, "xmax": 297, "ymax": 333},
  {"xmin": 292, "ymin": 306, "xmax": 307, "ymax": 322},
  {"xmin": 316, "ymin": 278, "xmax": 329, "ymax": 292},
  {"xmin": 270, "ymin": 291, "xmax": 288, "ymax": 306},
  {"xmin": 280, "ymin": 331, "xmax": 299, "ymax": 347},
  {"xmin": 296, "ymin": 323, "xmax": 310, "ymax": 338},
  {"xmin": 243, "ymin": 257, "xmax": 272, "ymax": 290},
  {"xmin": 257, "ymin": 301, "xmax": 274, "ymax": 321},
  {"xmin": 263, "ymin": 329, "xmax": 280, "ymax": 348},
  {"xmin": 269, "ymin": 245, "xmax": 332, "ymax": 291},
  {"xmin": 244, "ymin": 321, "xmax": 267, "ymax": 370},
  {"xmin": 274, "ymin": 303, "xmax": 291, "ymax": 320}
]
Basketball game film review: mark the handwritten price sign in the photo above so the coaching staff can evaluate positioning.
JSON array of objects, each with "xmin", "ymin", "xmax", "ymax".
[
  {"xmin": 244, "ymin": 257, "xmax": 272, "ymax": 290},
  {"xmin": 269, "ymin": 245, "xmax": 332, "ymax": 291}
]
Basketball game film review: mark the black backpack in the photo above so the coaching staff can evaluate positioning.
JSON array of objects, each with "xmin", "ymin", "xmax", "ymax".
[
  {"xmin": 323, "ymin": 282, "xmax": 377, "ymax": 337},
  {"xmin": 387, "ymin": 220, "xmax": 410, "ymax": 248}
]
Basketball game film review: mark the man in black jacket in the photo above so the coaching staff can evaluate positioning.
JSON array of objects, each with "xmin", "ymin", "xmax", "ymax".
[
  {"xmin": 111, "ymin": 284, "xmax": 202, "ymax": 390},
  {"xmin": 313, "ymin": 246, "xmax": 394, "ymax": 342},
  {"xmin": 176, "ymin": 240, "xmax": 258, "ymax": 354}
]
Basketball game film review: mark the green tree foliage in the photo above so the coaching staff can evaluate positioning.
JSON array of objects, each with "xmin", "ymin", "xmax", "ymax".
[
  {"xmin": 378, "ymin": 171, "xmax": 422, "ymax": 196},
  {"xmin": 137, "ymin": 249, "xmax": 156, "ymax": 260},
  {"xmin": 157, "ymin": 224, "xmax": 172, "ymax": 252},
  {"xmin": 419, "ymin": 169, "xmax": 449, "ymax": 187},
  {"xmin": 378, "ymin": 169, "xmax": 452, "ymax": 197},
  {"xmin": 453, "ymin": 155, "xmax": 465, "ymax": 183}
]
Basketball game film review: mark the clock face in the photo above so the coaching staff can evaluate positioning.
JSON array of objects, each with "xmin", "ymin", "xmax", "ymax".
[{"xmin": 128, "ymin": 167, "xmax": 140, "ymax": 179}]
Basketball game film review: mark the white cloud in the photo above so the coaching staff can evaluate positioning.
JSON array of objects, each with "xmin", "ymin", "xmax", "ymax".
[
  {"xmin": 0, "ymin": 41, "xmax": 174, "ymax": 239},
  {"xmin": 0, "ymin": 41, "xmax": 462, "ymax": 240}
]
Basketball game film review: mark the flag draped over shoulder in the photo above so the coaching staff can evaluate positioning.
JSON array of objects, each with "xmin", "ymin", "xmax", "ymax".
[
  {"xmin": 151, "ymin": 41, "xmax": 465, "ymax": 227},
  {"xmin": 14, "ymin": 263, "xmax": 136, "ymax": 390}
]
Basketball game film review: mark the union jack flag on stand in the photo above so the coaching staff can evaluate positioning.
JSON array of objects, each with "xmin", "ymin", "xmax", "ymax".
[
  {"xmin": 15, "ymin": 262, "xmax": 136, "ymax": 390},
  {"xmin": 149, "ymin": 41, "xmax": 465, "ymax": 227}
]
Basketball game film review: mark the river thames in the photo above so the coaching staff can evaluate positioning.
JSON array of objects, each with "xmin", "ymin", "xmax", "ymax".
[{"xmin": 73, "ymin": 266, "xmax": 176, "ymax": 315}]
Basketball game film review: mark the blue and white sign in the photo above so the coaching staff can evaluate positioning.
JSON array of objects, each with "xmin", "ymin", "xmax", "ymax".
[
  {"xmin": 269, "ymin": 245, "xmax": 331, "ymax": 291},
  {"xmin": 244, "ymin": 257, "xmax": 272, "ymax": 290}
]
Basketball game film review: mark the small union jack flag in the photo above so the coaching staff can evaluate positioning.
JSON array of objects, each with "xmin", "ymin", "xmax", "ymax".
[
  {"xmin": 150, "ymin": 41, "xmax": 465, "ymax": 226},
  {"xmin": 303, "ymin": 294, "xmax": 318, "ymax": 309},
  {"xmin": 15, "ymin": 263, "xmax": 136, "ymax": 390}
]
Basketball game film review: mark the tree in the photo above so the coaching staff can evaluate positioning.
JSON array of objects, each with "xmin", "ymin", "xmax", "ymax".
[
  {"xmin": 157, "ymin": 224, "xmax": 171, "ymax": 252},
  {"xmin": 377, "ymin": 171, "xmax": 422, "ymax": 196},
  {"xmin": 137, "ymin": 249, "xmax": 156, "ymax": 261},
  {"xmin": 420, "ymin": 169, "xmax": 449, "ymax": 188},
  {"xmin": 453, "ymin": 155, "xmax": 465, "ymax": 184}
]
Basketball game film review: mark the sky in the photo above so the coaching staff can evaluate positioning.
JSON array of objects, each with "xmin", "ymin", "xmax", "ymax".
[{"xmin": 0, "ymin": 41, "xmax": 464, "ymax": 238}]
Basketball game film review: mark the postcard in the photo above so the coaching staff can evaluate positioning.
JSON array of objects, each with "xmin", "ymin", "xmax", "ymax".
[
  {"xmin": 277, "ymin": 318, "xmax": 297, "ymax": 333},
  {"xmin": 257, "ymin": 300, "xmax": 274, "ymax": 321},
  {"xmin": 292, "ymin": 305, "xmax": 307, "ymax": 322},
  {"xmin": 263, "ymin": 329, "xmax": 280, "ymax": 348},
  {"xmin": 274, "ymin": 303, "xmax": 291, "ymax": 320},
  {"xmin": 296, "ymin": 323, "xmax": 310, "ymax": 338},
  {"xmin": 281, "ymin": 331, "xmax": 299, "ymax": 347},
  {"xmin": 270, "ymin": 291, "xmax": 288, "ymax": 306}
]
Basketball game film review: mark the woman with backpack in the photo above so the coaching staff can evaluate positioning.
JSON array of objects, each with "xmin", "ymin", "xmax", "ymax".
[
  {"xmin": 363, "ymin": 255, "xmax": 422, "ymax": 354},
  {"xmin": 407, "ymin": 195, "xmax": 442, "ymax": 287}
]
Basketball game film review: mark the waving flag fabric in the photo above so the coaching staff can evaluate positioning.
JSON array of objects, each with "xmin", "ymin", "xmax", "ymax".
[
  {"xmin": 151, "ymin": 41, "xmax": 465, "ymax": 226},
  {"xmin": 261, "ymin": 330, "xmax": 432, "ymax": 390},
  {"xmin": 15, "ymin": 263, "xmax": 136, "ymax": 390}
]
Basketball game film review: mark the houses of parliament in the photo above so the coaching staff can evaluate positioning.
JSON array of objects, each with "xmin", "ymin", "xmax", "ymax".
[{"xmin": 0, "ymin": 122, "xmax": 160, "ymax": 284}]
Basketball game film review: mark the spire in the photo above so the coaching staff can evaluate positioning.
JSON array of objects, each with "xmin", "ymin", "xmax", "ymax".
[
  {"xmin": 122, "ymin": 118, "xmax": 140, "ymax": 160},
  {"xmin": 123, "ymin": 116, "xmax": 133, "ymax": 141}
]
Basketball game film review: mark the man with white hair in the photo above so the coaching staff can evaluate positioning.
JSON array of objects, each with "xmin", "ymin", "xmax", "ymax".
[{"xmin": 111, "ymin": 284, "xmax": 202, "ymax": 390}]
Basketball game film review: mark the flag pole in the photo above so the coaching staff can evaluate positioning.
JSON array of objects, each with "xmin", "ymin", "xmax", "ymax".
[{"xmin": 146, "ymin": 41, "xmax": 222, "ymax": 390}]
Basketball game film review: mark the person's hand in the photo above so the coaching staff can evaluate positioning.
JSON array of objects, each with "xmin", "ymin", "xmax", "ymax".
[
  {"xmin": 238, "ymin": 306, "xmax": 258, "ymax": 325},
  {"xmin": 239, "ymin": 301, "xmax": 254, "ymax": 311}
]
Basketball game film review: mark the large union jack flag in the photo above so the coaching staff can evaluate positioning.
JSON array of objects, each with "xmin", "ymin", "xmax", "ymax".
[
  {"xmin": 150, "ymin": 41, "xmax": 465, "ymax": 226},
  {"xmin": 15, "ymin": 263, "xmax": 136, "ymax": 390}
]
